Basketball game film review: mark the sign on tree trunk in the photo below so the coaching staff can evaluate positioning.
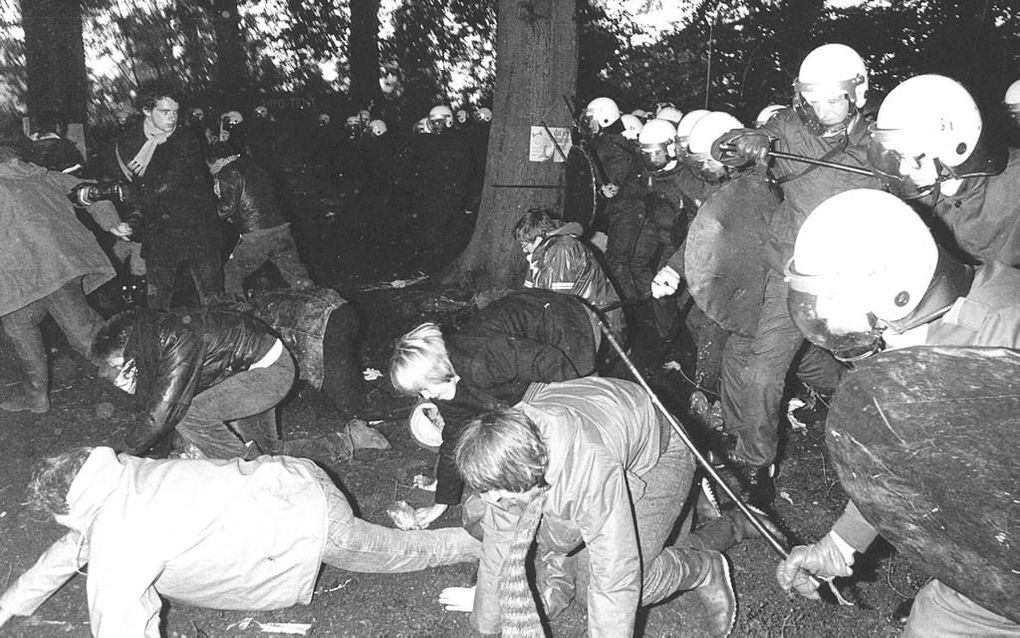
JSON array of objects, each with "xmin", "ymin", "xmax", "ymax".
[{"xmin": 446, "ymin": 0, "xmax": 578, "ymax": 290}]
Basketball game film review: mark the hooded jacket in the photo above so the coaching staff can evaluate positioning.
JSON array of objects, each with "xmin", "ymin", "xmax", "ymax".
[
  {"xmin": 0, "ymin": 159, "xmax": 118, "ymax": 316},
  {"xmin": 0, "ymin": 448, "xmax": 327, "ymax": 637},
  {"xmin": 471, "ymin": 377, "xmax": 671, "ymax": 637}
]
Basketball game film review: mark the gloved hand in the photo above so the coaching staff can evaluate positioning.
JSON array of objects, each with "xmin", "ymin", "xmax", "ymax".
[
  {"xmin": 776, "ymin": 532, "xmax": 854, "ymax": 600},
  {"xmin": 651, "ymin": 265, "xmax": 682, "ymax": 298},
  {"xmin": 439, "ymin": 586, "xmax": 475, "ymax": 612},
  {"xmin": 711, "ymin": 128, "xmax": 772, "ymax": 167}
]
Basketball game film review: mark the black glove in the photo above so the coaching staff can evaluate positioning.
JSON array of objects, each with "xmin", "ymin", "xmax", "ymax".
[{"xmin": 710, "ymin": 128, "xmax": 772, "ymax": 167}]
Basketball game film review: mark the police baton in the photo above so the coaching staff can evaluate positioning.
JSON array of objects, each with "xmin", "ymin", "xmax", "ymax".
[
  {"xmin": 719, "ymin": 143, "xmax": 874, "ymax": 177},
  {"xmin": 583, "ymin": 298, "xmax": 852, "ymax": 605}
]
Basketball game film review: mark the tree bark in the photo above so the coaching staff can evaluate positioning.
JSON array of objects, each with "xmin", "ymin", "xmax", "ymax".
[
  {"xmin": 349, "ymin": 0, "xmax": 381, "ymax": 109},
  {"xmin": 445, "ymin": 0, "xmax": 578, "ymax": 290},
  {"xmin": 211, "ymin": 0, "xmax": 248, "ymax": 98},
  {"xmin": 21, "ymin": 0, "xmax": 87, "ymax": 125}
]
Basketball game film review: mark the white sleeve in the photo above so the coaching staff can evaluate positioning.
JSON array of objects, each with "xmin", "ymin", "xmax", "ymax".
[{"xmin": 0, "ymin": 531, "xmax": 87, "ymax": 618}]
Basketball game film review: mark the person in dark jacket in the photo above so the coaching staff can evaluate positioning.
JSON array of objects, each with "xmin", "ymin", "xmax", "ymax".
[
  {"xmin": 389, "ymin": 289, "xmax": 598, "ymax": 529},
  {"xmin": 22, "ymin": 111, "xmax": 84, "ymax": 173},
  {"xmin": 92, "ymin": 308, "xmax": 295, "ymax": 459},
  {"xmin": 206, "ymin": 142, "xmax": 311, "ymax": 297},
  {"xmin": 113, "ymin": 82, "xmax": 223, "ymax": 310}
]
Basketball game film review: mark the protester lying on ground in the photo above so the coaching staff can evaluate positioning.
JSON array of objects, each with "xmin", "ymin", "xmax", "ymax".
[{"xmin": 0, "ymin": 447, "xmax": 481, "ymax": 636}]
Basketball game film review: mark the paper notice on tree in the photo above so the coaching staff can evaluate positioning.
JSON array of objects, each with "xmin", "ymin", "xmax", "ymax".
[{"xmin": 529, "ymin": 126, "xmax": 572, "ymax": 162}]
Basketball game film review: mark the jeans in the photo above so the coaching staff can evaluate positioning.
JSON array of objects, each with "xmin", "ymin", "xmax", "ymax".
[
  {"xmin": 146, "ymin": 255, "xmax": 223, "ymax": 311},
  {"xmin": 721, "ymin": 270, "xmax": 805, "ymax": 466},
  {"xmin": 904, "ymin": 580, "xmax": 1020, "ymax": 637},
  {"xmin": 2, "ymin": 277, "xmax": 103, "ymax": 371},
  {"xmin": 175, "ymin": 350, "xmax": 294, "ymax": 458},
  {"xmin": 316, "ymin": 470, "xmax": 481, "ymax": 573},
  {"xmin": 224, "ymin": 224, "xmax": 311, "ymax": 297}
]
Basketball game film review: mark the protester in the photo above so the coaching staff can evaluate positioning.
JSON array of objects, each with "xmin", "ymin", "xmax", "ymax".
[{"xmin": 0, "ymin": 447, "xmax": 480, "ymax": 636}]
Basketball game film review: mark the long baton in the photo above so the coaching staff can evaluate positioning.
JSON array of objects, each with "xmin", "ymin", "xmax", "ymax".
[
  {"xmin": 718, "ymin": 144, "xmax": 874, "ymax": 177},
  {"xmin": 586, "ymin": 303, "xmax": 850, "ymax": 603}
]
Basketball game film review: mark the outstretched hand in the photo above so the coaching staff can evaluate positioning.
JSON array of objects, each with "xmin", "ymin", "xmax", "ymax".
[
  {"xmin": 776, "ymin": 533, "xmax": 854, "ymax": 600},
  {"xmin": 439, "ymin": 586, "xmax": 475, "ymax": 612},
  {"xmin": 412, "ymin": 503, "xmax": 448, "ymax": 529}
]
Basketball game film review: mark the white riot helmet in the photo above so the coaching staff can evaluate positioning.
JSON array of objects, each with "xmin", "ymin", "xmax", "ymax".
[
  {"xmin": 584, "ymin": 97, "xmax": 621, "ymax": 133},
  {"xmin": 222, "ymin": 110, "xmax": 243, "ymax": 125},
  {"xmin": 867, "ymin": 74, "xmax": 983, "ymax": 198},
  {"xmin": 414, "ymin": 117, "xmax": 430, "ymax": 135},
  {"xmin": 408, "ymin": 401, "xmax": 444, "ymax": 451},
  {"xmin": 637, "ymin": 118, "xmax": 676, "ymax": 169},
  {"xmin": 675, "ymin": 109, "xmax": 711, "ymax": 151},
  {"xmin": 785, "ymin": 189, "xmax": 953, "ymax": 361},
  {"xmin": 367, "ymin": 119, "xmax": 388, "ymax": 136},
  {"xmin": 455, "ymin": 109, "xmax": 469, "ymax": 125},
  {"xmin": 428, "ymin": 105, "xmax": 454, "ymax": 132},
  {"xmin": 475, "ymin": 107, "xmax": 492, "ymax": 122},
  {"xmin": 656, "ymin": 106, "xmax": 684, "ymax": 124},
  {"xmin": 794, "ymin": 44, "xmax": 867, "ymax": 134},
  {"xmin": 754, "ymin": 104, "xmax": 786, "ymax": 127},
  {"xmin": 1003, "ymin": 79, "xmax": 1020, "ymax": 120},
  {"xmin": 344, "ymin": 115, "xmax": 362, "ymax": 139},
  {"xmin": 318, "ymin": 113, "xmax": 331, "ymax": 126},
  {"xmin": 620, "ymin": 114, "xmax": 644, "ymax": 140},
  {"xmin": 254, "ymin": 105, "xmax": 269, "ymax": 119},
  {"xmin": 685, "ymin": 111, "xmax": 743, "ymax": 181},
  {"xmin": 630, "ymin": 108, "xmax": 650, "ymax": 122}
]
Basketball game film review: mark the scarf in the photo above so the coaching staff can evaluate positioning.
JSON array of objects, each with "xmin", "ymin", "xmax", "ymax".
[
  {"xmin": 126, "ymin": 118, "xmax": 173, "ymax": 177},
  {"xmin": 498, "ymin": 491, "xmax": 548, "ymax": 638}
]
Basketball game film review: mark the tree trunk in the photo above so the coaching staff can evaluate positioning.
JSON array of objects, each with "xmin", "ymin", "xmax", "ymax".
[
  {"xmin": 21, "ymin": 0, "xmax": 87, "ymax": 125},
  {"xmin": 349, "ymin": 0, "xmax": 381, "ymax": 109},
  {"xmin": 445, "ymin": 0, "xmax": 578, "ymax": 290},
  {"xmin": 211, "ymin": 0, "xmax": 248, "ymax": 98}
]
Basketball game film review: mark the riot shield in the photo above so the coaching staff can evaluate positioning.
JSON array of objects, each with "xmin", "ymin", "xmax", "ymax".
[
  {"xmin": 826, "ymin": 346, "xmax": 1020, "ymax": 623},
  {"xmin": 562, "ymin": 144, "xmax": 602, "ymax": 232},
  {"xmin": 684, "ymin": 171, "xmax": 778, "ymax": 336}
]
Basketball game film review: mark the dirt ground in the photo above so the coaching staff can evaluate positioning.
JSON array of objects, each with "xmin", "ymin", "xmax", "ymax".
[{"xmin": 0, "ymin": 165, "xmax": 927, "ymax": 637}]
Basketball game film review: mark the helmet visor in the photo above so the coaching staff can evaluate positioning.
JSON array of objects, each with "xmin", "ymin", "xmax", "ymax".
[
  {"xmin": 785, "ymin": 260, "xmax": 885, "ymax": 362},
  {"xmin": 640, "ymin": 142, "xmax": 670, "ymax": 168},
  {"xmin": 866, "ymin": 125, "xmax": 936, "ymax": 198},
  {"xmin": 683, "ymin": 151, "xmax": 727, "ymax": 182}
]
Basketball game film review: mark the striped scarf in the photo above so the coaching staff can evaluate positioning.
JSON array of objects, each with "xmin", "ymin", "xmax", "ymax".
[{"xmin": 499, "ymin": 491, "xmax": 548, "ymax": 638}]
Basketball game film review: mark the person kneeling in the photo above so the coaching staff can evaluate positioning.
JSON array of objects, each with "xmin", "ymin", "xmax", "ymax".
[{"xmin": 446, "ymin": 377, "xmax": 737, "ymax": 637}]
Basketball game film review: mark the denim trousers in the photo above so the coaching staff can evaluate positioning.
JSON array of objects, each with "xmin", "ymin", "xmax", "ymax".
[
  {"xmin": 2, "ymin": 277, "xmax": 103, "ymax": 367},
  {"xmin": 315, "ymin": 470, "xmax": 481, "ymax": 573},
  {"xmin": 175, "ymin": 351, "xmax": 294, "ymax": 458},
  {"xmin": 224, "ymin": 224, "xmax": 311, "ymax": 297}
]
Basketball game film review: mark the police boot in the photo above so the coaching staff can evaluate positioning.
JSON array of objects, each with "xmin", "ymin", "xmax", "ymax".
[
  {"xmin": 1, "ymin": 350, "xmax": 50, "ymax": 413},
  {"xmin": 691, "ymin": 550, "xmax": 737, "ymax": 638}
]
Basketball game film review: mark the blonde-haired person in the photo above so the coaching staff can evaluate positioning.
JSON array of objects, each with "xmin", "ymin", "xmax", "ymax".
[{"xmin": 389, "ymin": 289, "xmax": 598, "ymax": 529}]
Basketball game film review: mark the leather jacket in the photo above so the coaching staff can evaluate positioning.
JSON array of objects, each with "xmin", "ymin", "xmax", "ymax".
[
  {"xmin": 127, "ymin": 308, "xmax": 279, "ymax": 453},
  {"xmin": 213, "ymin": 155, "xmax": 287, "ymax": 233}
]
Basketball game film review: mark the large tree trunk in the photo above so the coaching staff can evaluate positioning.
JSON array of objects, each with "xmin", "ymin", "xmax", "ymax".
[
  {"xmin": 21, "ymin": 0, "xmax": 87, "ymax": 126},
  {"xmin": 445, "ymin": 0, "xmax": 578, "ymax": 290},
  {"xmin": 211, "ymin": 0, "xmax": 248, "ymax": 98},
  {"xmin": 349, "ymin": 0, "xmax": 381, "ymax": 109}
]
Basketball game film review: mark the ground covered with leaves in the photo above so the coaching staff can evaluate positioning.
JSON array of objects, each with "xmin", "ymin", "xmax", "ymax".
[{"xmin": 0, "ymin": 168, "xmax": 927, "ymax": 637}]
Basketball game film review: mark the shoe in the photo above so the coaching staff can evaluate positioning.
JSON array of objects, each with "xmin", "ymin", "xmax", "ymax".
[
  {"xmin": 891, "ymin": 597, "xmax": 914, "ymax": 625},
  {"xmin": 694, "ymin": 550, "xmax": 737, "ymax": 637},
  {"xmin": 735, "ymin": 464, "xmax": 776, "ymax": 510}
]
